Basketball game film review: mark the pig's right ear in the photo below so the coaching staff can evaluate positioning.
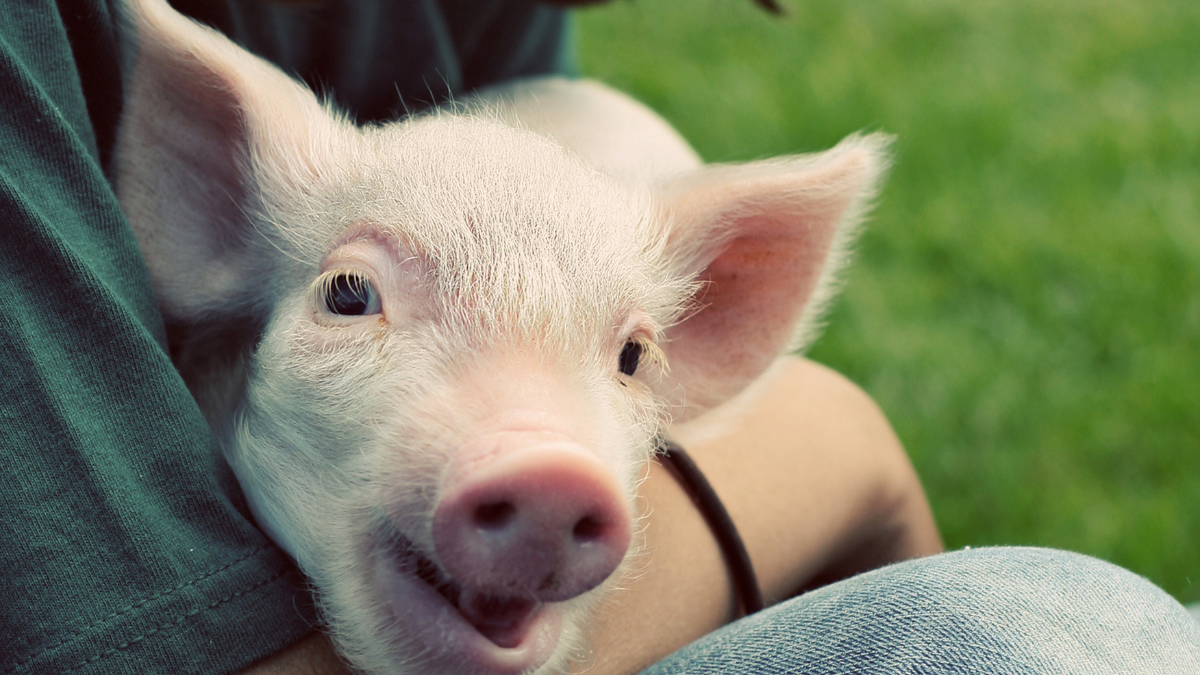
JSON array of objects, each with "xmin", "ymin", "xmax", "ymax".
[
  {"xmin": 115, "ymin": 0, "xmax": 327, "ymax": 319},
  {"xmin": 655, "ymin": 134, "xmax": 890, "ymax": 422}
]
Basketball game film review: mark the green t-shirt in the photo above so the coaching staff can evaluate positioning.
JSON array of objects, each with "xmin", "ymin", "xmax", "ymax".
[{"xmin": 0, "ymin": 1, "xmax": 570, "ymax": 673}]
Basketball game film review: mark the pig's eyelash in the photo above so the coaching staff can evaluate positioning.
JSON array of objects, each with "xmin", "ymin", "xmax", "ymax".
[
  {"xmin": 627, "ymin": 336, "xmax": 668, "ymax": 375},
  {"xmin": 310, "ymin": 269, "xmax": 353, "ymax": 308},
  {"xmin": 640, "ymin": 338, "xmax": 669, "ymax": 374},
  {"xmin": 310, "ymin": 269, "xmax": 381, "ymax": 316}
]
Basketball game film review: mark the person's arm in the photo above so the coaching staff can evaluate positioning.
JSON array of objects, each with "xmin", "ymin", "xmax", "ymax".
[
  {"xmin": 580, "ymin": 356, "xmax": 942, "ymax": 674},
  {"xmin": 240, "ymin": 356, "xmax": 941, "ymax": 675}
]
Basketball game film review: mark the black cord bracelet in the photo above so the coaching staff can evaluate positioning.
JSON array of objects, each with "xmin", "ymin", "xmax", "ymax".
[{"xmin": 656, "ymin": 437, "xmax": 765, "ymax": 616}]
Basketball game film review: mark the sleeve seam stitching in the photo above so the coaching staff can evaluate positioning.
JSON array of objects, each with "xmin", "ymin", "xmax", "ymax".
[
  {"xmin": 5, "ymin": 544, "xmax": 274, "ymax": 673},
  {"xmin": 58, "ymin": 568, "xmax": 292, "ymax": 675}
]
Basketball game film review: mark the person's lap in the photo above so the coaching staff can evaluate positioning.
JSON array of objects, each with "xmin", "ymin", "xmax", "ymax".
[{"xmin": 639, "ymin": 546, "xmax": 1200, "ymax": 675}]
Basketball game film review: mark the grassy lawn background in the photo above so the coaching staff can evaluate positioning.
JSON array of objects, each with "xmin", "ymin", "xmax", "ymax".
[{"xmin": 576, "ymin": 0, "xmax": 1200, "ymax": 603}]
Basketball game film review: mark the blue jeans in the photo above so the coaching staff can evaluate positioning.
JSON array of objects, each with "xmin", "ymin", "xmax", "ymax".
[{"xmin": 642, "ymin": 547, "xmax": 1200, "ymax": 674}]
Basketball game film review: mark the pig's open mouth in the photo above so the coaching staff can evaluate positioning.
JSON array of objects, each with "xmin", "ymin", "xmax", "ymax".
[{"xmin": 387, "ymin": 533, "xmax": 543, "ymax": 649}]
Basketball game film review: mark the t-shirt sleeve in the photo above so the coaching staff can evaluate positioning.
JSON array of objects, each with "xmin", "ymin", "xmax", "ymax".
[{"xmin": 0, "ymin": 4, "xmax": 315, "ymax": 674}]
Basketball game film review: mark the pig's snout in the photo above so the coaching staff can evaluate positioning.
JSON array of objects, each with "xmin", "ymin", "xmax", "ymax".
[{"xmin": 433, "ymin": 444, "xmax": 632, "ymax": 603}]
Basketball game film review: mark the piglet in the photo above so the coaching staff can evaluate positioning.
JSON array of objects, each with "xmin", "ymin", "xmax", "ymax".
[{"xmin": 114, "ymin": 1, "xmax": 888, "ymax": 673}]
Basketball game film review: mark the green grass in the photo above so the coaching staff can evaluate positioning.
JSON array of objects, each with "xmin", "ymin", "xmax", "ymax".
[{"xmin": 577, "ymin": 0, "xmax": 1200, "ymax": 603}]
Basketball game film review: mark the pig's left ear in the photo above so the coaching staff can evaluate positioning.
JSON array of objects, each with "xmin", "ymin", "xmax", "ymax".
[
  {"xmin": 656, "ymin": 134, "xmax": 890, "ymax": 420},
  {"xmin": 115, "ymin": 0, "xmax": 329, "ymax": 319}
]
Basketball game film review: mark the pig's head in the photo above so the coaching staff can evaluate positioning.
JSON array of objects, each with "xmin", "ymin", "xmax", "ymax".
[{"xmin": 115, "ymin": 1, "xmax": 888, "ymax": 673}]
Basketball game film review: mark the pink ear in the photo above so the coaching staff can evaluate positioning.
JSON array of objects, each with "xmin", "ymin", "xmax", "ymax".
[
  {"xmin": 115, "ymin": 0, "xmax": 327, "ymax": 319},
  {"xmin": 656, "ymin": 134, "xmax": 890, "ymax": 420}
]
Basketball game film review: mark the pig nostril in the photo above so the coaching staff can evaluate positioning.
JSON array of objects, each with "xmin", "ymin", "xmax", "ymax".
[
  {"xmin": 434, "ymin": 448, "xmax": 635, "ymax": 604},
  {"xmin": 572, "ymin": 516, "xmax": 606, "ymax": 542},
  {"xmin": 474, "ymin": 501, "xmax": 516, "ymax": 530}
]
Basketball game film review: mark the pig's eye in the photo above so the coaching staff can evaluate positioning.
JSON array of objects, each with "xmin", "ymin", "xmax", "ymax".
[
  {"xmin": 618, "ymin": 339, "xmax": 642, "ymax": 377},
  {"xmin": 323, "ymin": 272, "xmax": 382, "ymax": 316},
  {"xmin": 617, "ymin": 336, "xmax": 667, "ymax": 380}
]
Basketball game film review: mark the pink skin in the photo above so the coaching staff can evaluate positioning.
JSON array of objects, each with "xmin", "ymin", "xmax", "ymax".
[
  {"xmin": 372, "ymin": 545, "xmax": 563, "ymax": 675},
  {"xmin": 434, "ymin": 437, "xmax": 633, "ymax": 603},
  {"xmin": 317, "ymin": 228, "xmax": 430, "ymax": 328},
  {"xmin": 372, "ymin": 415, "xmax": 633, "ymax": 674}
]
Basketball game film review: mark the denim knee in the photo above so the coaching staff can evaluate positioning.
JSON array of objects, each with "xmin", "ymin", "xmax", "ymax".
[{"xmin": 640, "ymin": 547, "xmax": 1200, "ymax": 675}]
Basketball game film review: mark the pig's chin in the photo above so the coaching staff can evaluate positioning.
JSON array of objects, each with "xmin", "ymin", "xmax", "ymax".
[{"xmin": 372, "ymin": 535, "xmax": 564, "ymax": 675}]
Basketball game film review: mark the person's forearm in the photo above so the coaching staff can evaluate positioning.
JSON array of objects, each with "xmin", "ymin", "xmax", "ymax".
[
  {"xmin": 580, "ymin": 356, "xmax": 942, "ymax": 675},
  {"xmin": 239, "ymin": 632, "xmax": 350, "ymax": 675}
]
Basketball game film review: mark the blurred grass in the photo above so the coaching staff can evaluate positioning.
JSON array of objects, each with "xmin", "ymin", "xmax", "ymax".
[{"xmin": 576, "ymin": 0, "xmax": 1200, "ymax": 603}]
